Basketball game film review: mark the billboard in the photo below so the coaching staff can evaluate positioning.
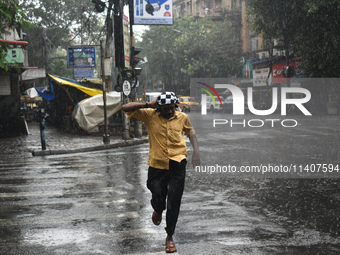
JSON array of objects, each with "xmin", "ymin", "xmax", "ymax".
[
  {"xmin": 68, "ymin": 46, "xmax": 96, "ymax": 68},
  {"xmin": 134, "ymin": 0, "xmax": 173, "ymax": 25}
]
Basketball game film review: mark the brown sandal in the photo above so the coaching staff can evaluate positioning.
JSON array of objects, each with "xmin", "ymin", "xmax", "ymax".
[
  {"xmin": 165, "ymin": 239, "xmax": 177, "ymax": 253},
  {"xmin": 152, "ymin": 211, "xmax": 162, "ymax": 225}
]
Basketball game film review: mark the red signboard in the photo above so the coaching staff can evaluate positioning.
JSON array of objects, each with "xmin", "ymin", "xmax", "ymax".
[{"xmin": 272, "ymin": 57, "xmax": 301, "ymax": 84}]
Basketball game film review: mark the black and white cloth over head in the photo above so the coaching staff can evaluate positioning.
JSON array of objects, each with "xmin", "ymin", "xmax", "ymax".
[{"xmin": 157, "ymin": 91, "xmax": 179, "ymax": 105}]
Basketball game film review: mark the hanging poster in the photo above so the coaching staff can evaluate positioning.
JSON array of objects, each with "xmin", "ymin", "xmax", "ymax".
[
  {"xmin": 134, "ymin": 0, "xmax": 173, "ymax": 25},
  {"xmin": 123, "ymin": 14, "xmax": 131, "ymax": 68}
]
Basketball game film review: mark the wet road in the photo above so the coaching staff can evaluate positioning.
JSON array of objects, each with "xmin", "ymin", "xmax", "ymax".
[{"xmin": 1, "ymin": 115, "xmax": 340, "ymax": 254}]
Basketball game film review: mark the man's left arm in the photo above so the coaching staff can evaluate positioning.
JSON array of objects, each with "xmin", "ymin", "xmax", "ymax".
[
  {"xmin": 182, "ymin": 114, "xmax": 200, "ymax": 167},
  {"xmin": 189, "ymin": 133, "xmax": 200, "ymax": 167}
]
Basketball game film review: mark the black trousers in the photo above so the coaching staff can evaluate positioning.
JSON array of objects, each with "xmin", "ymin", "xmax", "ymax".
[{"xmin": 147, "ymin": 159, "xmax": 187, "ymax": 236}]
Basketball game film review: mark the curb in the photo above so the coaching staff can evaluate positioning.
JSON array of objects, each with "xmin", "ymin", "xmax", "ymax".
[{"xmin": 32, "ymin": 138, "xmax": 149, "ymax": 157}]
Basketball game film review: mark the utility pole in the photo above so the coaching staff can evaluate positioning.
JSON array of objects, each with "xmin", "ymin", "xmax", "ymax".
[
  {"xmin": 129, "ymin": 0, "xmax": 142, "ymax": 138},
  {"xmin": 113, "ymin": 0, "xmax": 130, "ymax": 139},
  {"xmin": 101, "ymin": 40, "xmax": 110, "ymax": 144}
]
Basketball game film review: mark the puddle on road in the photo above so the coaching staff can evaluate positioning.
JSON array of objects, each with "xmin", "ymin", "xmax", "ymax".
[{"xmin": 24, "ymin": 228, "xmax": 90, "ymax": 246}]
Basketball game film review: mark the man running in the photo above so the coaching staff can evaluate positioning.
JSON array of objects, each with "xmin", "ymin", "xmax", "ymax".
[{"xmin": 122, "ymin": 91, "xmax": 200, "ymax": 253}]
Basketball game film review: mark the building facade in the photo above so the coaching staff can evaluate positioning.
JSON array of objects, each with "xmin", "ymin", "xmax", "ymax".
[
  {"xmin": 172, "ymin": 0, "xmax": 265, "ymax": 57},
  {"xmin": 0, "ymin": 25, "xmax": 29, "ymax": 136}
]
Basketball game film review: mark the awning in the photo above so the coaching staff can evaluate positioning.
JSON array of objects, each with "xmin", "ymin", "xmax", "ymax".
[{"xmin": 48, "ymin": 74, "xmax": 103, "ymax": 97}]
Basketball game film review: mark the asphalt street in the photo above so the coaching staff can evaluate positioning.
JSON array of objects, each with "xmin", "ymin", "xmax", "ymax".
[{"xmin": 0, "ymin": 113, "xmax": 340, "ymax": 254}]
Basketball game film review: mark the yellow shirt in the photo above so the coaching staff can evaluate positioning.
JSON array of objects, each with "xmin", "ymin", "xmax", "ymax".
[{"xmin": 127, "ymin": 109, "xmax": 195, "ymax": 170}]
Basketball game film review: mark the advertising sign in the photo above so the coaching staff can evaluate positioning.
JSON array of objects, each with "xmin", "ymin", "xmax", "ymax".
[
  {"xmin": 272, "ymin": 57, "xmax": 302, "ymax": 84},
  {"xmin": 123, "ymin": 14, "xmax": 131, "ymax": 68},
  {"xmin": 68, "ymin": 46, "xmax": 96, "ymax": 68},
  {"xmin": 251, "ymin": 57, "xmax": 302, "ymax": 86},
  {"xmin": 134, "ymin": 0, "xmax": 173, "ymax": 25},
  {"xmin": 73, "ymin": 68, "xmax": 94, "ymax": 79},
  {"xmin": 253, "ymin": 67, "xmax": 271, "ymax": 86}
]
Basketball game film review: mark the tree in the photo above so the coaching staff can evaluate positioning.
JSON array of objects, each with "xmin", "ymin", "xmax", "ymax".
[
  {"xmin": 19, "ymin": 0, "xmax": 105, "ymax": 75},
  {"xmin": 140, "ymin": 17, "xmax": 242, "ymax": 94},
  {"xmin": 297, "ymin": 0, "xmax": 340, "ymax": 77},
  {"xmin": 247, "ymin": 0, "xmax": 340, "ymax": 78},
  {"xmin": 20, "ymin": 0, "xmax": 104, "ymax": 44},
  {"xmin": 247, "ymin": 0, "xmax": 304, "ymax": 80},
  {"xmin": 0, "ymin": 0, "xmax": 29, "ymax": 70}
]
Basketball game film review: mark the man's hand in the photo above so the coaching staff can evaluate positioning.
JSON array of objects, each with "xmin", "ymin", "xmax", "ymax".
[
  {"xmin": 192, "ymin": 149, "xmax": 200, "ymax": 167},
  {"xmin": 149, "ymin": 97, "xmax": 158, "ymax": 108}
]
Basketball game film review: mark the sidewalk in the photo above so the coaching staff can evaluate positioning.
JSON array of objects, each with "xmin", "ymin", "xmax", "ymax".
[{"xmin": 27, "ymin": 121, "xmax": 148, "ymax": 156}]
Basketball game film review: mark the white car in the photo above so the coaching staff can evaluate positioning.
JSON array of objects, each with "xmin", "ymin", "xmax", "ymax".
[
  {"xmin": 206, "ymin": 96, "xmax": 224, "ymax": 112},
  {"xmin": 145, "ymin": 92, "xmax": 161, "ymax": 102},
  {"xmin": 224, "ymin": 95, "xmax": 233, "ymax": 113},
  {"xmin": 223, "ymin": 95, "xmax": 249, "ymax": 113}
]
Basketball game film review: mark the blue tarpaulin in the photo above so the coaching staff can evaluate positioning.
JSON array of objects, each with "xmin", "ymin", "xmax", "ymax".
[{"xmin": 35, "ymin": 87, "xmax": 55, "ymax": 101}]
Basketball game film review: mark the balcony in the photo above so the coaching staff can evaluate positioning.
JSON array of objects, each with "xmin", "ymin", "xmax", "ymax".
[
  {"xmin": 198, "ymin": 7, "xmax": 224, "ymax": 20},
  {"xmin": 4, "ymin": 48, "xmax": 28, "ymax": 68}
]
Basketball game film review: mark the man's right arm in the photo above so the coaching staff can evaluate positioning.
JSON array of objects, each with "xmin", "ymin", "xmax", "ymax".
[{"xmin": 122, "ymin": 98, "xmax": 157, "ymax": 112}]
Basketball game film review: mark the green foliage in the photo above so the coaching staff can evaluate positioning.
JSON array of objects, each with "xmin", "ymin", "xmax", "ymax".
[
  {"xmin": 19, "ymin": 0, "xmax": 105, "ymax": 76},
  {"xmin": 52, "ymin": 59, "xmax": 73, "ymax": 77},
  {"xmin": 247, "ymin": 0, "xmax": 303, "ymax": 41},
  {"xmin": 297, "ymin": 0, "xmax": 340, "ymax": 77},
  {"xmin": 0, "ymin": 0, "xmax": 28, "ymax": 33},
  {"xmin": 20, "ymin": 0, "xmax": 103, "ymax": 41},
  {"xmin": 0, "ymin": 49, "xmax": 7, "ymax": 70},
  {"xmin": 24, "ymin": 26, "xmax": 69, "ymax": 69},
  {"xmin": 0, "ymin": 0, "xmax": 30, "ymax": 70},
  {"xmin": 140, "ymin": 17, "xmax": 242, "ymax": 93},
  {"xmin": 247, "ymin": 0, "xmax": 340, "ymax": 77}
]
